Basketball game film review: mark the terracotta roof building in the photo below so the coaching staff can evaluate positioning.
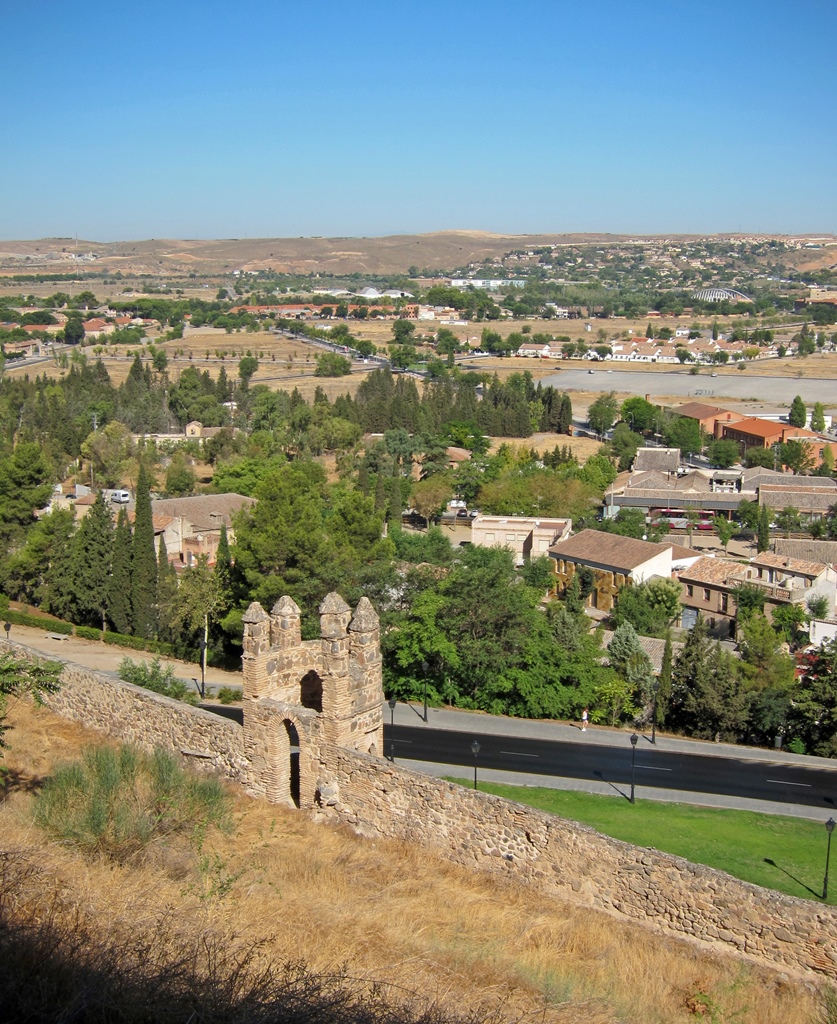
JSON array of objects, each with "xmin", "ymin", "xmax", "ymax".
[{"xmin": 675, "ymin": 403, "xmax": 746, "ymax": 438}]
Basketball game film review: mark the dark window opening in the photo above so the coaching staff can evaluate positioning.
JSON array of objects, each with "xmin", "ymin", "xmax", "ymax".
[{"xmin": 300, "ymin": 670, "xmax": 323, "ymax": 713}]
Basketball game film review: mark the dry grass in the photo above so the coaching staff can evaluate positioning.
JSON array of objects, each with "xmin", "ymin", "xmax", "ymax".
[
  {"xmin": 489, "ymin": 433, "xmax": 602, "ymax": 462},
  {"xmin": 0, "ymin": 701, "xmax": 826, "ymax": 1024}
]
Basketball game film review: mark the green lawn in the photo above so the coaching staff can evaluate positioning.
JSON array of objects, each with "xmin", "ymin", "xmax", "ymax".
[{"xmin": 446, "ymin": 778, "xmax": 836, "ymax": 904}]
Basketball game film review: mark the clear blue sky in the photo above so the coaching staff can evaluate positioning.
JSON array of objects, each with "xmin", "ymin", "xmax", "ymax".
[{"xmin": 3, "ymin": 0, "xmax": 835, "ymax": 240}]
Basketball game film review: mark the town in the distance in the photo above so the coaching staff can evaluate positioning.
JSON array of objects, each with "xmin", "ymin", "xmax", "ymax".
[{"xmin": 1, "ymin": 230, "xmax": 837, "ymax": 753}]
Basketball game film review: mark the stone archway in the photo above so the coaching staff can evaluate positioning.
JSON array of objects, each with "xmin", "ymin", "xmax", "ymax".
[{"xmin": 284, "ymin": 719, "xmax": 301, "ymax": 808}]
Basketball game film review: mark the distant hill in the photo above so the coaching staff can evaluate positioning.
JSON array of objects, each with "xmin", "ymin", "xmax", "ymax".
[{"xmin": 0, "ymin": 230, "xmax": 833, "ymax": 278}]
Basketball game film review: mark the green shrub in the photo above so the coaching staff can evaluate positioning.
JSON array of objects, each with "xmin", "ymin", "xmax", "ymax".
[
  {"xmin": 118, "ymin": 657, "xmax": 198, "ymax": 704},
  {"xmin": 3, "ymin": 611, "xmax": 73, "ymax": 634},
  {"xmin": 75, "ymin": 625, "xmax": 103, "ymax": 641},
  {"xmin": 103, "ymin": 631, "xmax": 175, "ymax": 657},
  {"xmin": 216, "ymin": 686, "xmax": 242, "ymax": 705},
  {"xmin": 0, "ymin": 652, "xmax": 62, "ymax": 760},
  {"xmin": 34, "ymin": 744, "xmax": 231, "ymax": 863}
]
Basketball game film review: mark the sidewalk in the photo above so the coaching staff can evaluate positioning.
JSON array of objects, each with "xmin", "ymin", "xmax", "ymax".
[{"xmin": 6, "ymin": 624, "xmax": 243, "ymax": 694}]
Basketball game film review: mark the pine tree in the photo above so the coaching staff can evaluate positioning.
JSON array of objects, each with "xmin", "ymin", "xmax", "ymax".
[
  {"xmin": 811, "ymin": 401, "xmax": 826, "ymax": 433},
  {"xmin": 757, "ymin": 505, "xmax": 771, "ymax": 554},
  {"xmin": 131, "ymin": 463, "xmax": 158, "ymax": 638},
  {"xmin": 214, "ymin": 524, "xmax": 232, "ymax": 605},
  {"xmin": 107, "ymin": 506, "xmax": 133, "ymax": 634},
  {"xmin": 70, "ymin": 492, "xmax": 114, "ymax": 629},
  {"xmin": 788, "ymin": 395, "xmax": 807, "ymax": 428},
  {"xmin": 607, "ymin": 621, "xmax": 654, "ymax": 707}
]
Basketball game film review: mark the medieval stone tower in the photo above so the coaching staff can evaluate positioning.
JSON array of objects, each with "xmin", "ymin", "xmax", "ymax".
[{"xmin": 241, "ymin": 592, "xmax": 384, "ymax": 808}]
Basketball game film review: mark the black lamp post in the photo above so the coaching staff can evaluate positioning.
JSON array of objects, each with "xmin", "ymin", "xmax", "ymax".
[
  {"xmin": 651, "ymin": 681, "xmax": 660, "ymax": 745},
  {"xmin": 3, "ymin": 621, "xmax": 10, "ymax": 641},
  {"xmin": 471, "ymin": 740, "xmax": 480, "ymax": 790},
  {"xmin": 630, "ymin": 732, "xmax": 639, "ymax": 804},
  {"xmin": 421, "ymin": 660, "xmax": 429, "ymax": 722},
  {"xmin": 824, "ymin": 818, "xmax": 835, "ymax": 900},
  {"xmin": 387, "ymin": 697, "xmax": 397, "ymax": 728}
]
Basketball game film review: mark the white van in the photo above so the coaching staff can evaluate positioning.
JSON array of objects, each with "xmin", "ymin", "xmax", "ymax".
[{"xmin": 111, "ymin": 490, "xmax": 131, "ymax": 504}]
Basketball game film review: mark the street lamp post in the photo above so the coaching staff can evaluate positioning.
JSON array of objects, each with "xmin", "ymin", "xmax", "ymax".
[
  {"xmin": 387, "ymin": 699, "xmax": 397, "ymax": 762},
  {"xmin": 3, "ymin": 621, "xmax": 10, "ymax": 642},
  {"xmin": 421, "ymin": 660, "xmax": 429, "ymax": 723},
  {"xmin": 471, "ymin": 740, "xmax": 480, "ymax": 790},
  {"xmin": 651, "ymin": 681, "xmax": 660, "ymax": 745},
  {"xmin": 630, "ymin": 732, "xmax": 639, "ymax": 804},
  {"xmin": 824, "ymin": 818, "xmax": 835, "ymax": 900}
]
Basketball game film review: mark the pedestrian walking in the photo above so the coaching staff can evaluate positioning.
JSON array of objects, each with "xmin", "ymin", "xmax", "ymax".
[{"xmin": 581, "ymin": 707, "xmax": 588, "ymax": 732}]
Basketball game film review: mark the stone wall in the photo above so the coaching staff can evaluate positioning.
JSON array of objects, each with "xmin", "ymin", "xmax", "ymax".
[
  {"xmin": 7, "ymin": 641, "xmax": 247, "ymax": 784},
  {"xmin": 331, "ymin": 747, "xmax": 837, "ymax": 981},
  {"xmin": 9, "ymin": 628, "xmax": 837, "ymax": 983}
]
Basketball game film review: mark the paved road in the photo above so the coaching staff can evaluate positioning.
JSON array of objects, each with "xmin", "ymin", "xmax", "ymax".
[
  {"xmin": 388, "ymin": 724, "xmax": 837, "ymax": 812},
  {"xmin": 539, "ymin": 368, "xmax": 837, "ymax": 405}
]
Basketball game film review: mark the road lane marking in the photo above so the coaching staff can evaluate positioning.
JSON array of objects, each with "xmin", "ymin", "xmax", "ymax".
[
  {"xmin": 766, "ymin": 779, "xmax": 811, "ymax": 787},
  {"xmin": 500, "ymin": 751, "xmax": 539, "ymax": 757},
  {"xmin": 637, "ymin": 765, "xmax": 672, "ymax": 771}
]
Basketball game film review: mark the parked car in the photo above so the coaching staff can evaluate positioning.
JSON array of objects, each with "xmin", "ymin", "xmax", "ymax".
[
  {"xmin": 110, "ymin": 490, "xmax": 131, "ymax": 504},
  {"xmin": 468, "ymin": 509, "xmax": 479, "ymax": 519},
  {"xmin": 456, "ymin": 509, "xmax": 470, "ymax": 519}
]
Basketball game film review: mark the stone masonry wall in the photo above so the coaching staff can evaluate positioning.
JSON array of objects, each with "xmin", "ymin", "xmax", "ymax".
[
  {"xmin": 10, "ymin": 635, "xmax": 837, "ymax": 982},
  {"xmin": 332, "ymin": 747, "xmax": 837, "ymax": 981},
  {"xmin": 7, "ymin": 641, "xmax": 248, "ymax": 784}
]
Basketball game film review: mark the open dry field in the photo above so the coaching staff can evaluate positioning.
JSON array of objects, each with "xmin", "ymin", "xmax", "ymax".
[{"xmin": 0, "ymin": 699, "xmax": 823, "ymax": 1024}]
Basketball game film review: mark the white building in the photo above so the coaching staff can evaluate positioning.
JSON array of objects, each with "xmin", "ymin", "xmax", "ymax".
[{"xmin": 471, "ymin": 515, "xmax": 572, "ymax": 566}]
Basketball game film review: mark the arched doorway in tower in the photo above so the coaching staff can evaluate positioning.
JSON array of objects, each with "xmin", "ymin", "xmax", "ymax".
[
  {"xmin": 284, "ymin": 719, "xmax": 300, "ymax": 808},
  {"xmin": 300, "ymin": 670, "xmax": 323, "ymax": 713}
]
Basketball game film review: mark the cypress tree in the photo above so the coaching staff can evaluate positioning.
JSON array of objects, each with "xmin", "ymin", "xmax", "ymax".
[
  {"xmin": 757, "ymin": 505, "xmax": 771, "ymax": 554},
  {"xmin": 388, "ymin": 471, "xmax": 403, "ymax": 526},
  {"xmin": 107, "ymin": 506, "xmax": 133, "ymax": 634},
  {"xmin": 557, "ymin": 393, "xmax": 573, "ymax": 435},
  {"xmin": 70, "ymin": 492, "xmax": 114, "ymax": 630},
  {"xmin": 657, "ymin": 633, "xmax": 673, "ymax": 727},
  {"xmin": 374, "ymin": 471, "xmax": 387, "ymax": 512},
  {"xmin": 156, "ymin": 534, "xmax": 179, "ymax": 644},
  {"xmin": 811, "ymin": 401, "xmax": 826, "ymax": 433},
  {"xmin": 131, "ymin": 463, "xmax": 158, "ymax": 638}
]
